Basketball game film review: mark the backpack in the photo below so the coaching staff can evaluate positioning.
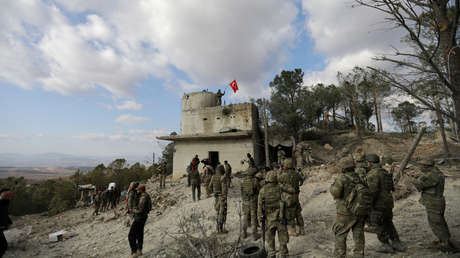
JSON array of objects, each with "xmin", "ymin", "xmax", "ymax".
[{"xmin": 345, "ymin": 174, "xmax": 372, "ymax": 217}]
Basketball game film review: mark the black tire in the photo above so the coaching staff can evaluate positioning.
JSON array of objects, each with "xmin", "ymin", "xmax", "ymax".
[{"xmin": 238, "ymin": 244, "xmax": 267, "ymax": 258}]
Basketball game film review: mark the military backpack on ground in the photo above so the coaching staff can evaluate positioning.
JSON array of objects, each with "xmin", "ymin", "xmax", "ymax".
[{"xmin": 345, "ymin": 174, "xmax": 372, "ymax": 217}]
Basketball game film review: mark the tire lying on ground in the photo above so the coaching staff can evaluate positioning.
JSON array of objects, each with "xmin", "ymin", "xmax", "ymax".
[{"xmin": 239, "ymin": 244, "xmax": 267, "ymax": 258}]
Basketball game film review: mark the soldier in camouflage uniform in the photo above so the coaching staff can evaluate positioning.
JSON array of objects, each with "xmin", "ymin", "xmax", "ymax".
[
  {"xmin": 258, "ymin": 170, "xmax": 289, "ymax": 258},
  {"xmin": 189, "ymin": 163, "xmax": 201, "ymax": 201},
  {"xmin": 208, "ymin": 165, "xmax": 228, "ymax": 233},
  {"xmin": 157, "ymin": 162, "xmax": 167, "ymax": 189},
  {"xmin": 411, "ymin": 159, "xmax": 458, "ymax": 253},
  {"xmin": 224, "ymin": 160, "xmax": 232, "ymax": 188},
  {"xmin": 366, "ymin": 154, "xmax": 405, "ymax": 253},
  {"xmin": 353, "ymin": 150, "xmax": 368, "ymax": 184},
  {"xmin": 277, "ymin": 147, "xmax": 286, "ymax": 166},
  {"xmin": 202, "ymin": 162, "xmax": 214, "ymax": 198},
  {"xmin": 241, "ymin": 167, "xmax": 260, "ymax": 240},
  {"xmin": 278, "ymin": 158, "xmax": 305, "ymax": 236},
  {"xmin": 330, "ymin": 157, "xmax": 365, "ymax": 258}
]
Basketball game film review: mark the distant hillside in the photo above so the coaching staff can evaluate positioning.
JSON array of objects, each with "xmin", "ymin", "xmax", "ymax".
[{"xmin": 0, "ymin": 153, "xmax": 146, "ymax": 167}]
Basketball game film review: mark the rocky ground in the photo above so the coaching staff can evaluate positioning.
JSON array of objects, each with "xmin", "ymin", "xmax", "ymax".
[{"xmin": 3, "ymin": 135, "xmax": 460, "ymax": 258}]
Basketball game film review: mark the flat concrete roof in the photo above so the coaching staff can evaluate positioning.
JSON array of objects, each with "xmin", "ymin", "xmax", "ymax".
[{"xmin": 157, "ymin": 130, "xmax": 252, "ymax": 141}]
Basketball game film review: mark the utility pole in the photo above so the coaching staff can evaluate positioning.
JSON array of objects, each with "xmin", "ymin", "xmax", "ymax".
[{"xmin": 263, "ymin": 99, "xmax": 270, "ymax": 167}]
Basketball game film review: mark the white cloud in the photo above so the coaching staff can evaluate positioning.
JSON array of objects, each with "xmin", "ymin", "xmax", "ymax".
[
  {"xmin": 116, "ymin": 100, "xmax": 143, "ymax": 111},
  {"xmin": 1, "ymin": 0, "xmax": 299, "ymax": 98},
  {"xmin": 72, "ymin": 128, "xmax": 169, "ymax": 142},
  {"xmin": 301, "ymin": 0, "xmax": 406, "ymax": 84},
  {"xmin": 115, "ymin": 114, "xmax": 150, "ymax": 124}
]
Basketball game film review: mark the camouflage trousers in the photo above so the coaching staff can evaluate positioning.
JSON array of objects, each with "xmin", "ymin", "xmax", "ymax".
[
  {"xmin": 333, "ymin": 214, "xmax": 364, "ymax": 258},
  {"xmin": 285, "ymin": 202, "xmax": 304, "ymax": 227},
  {"xmin": 370, "ymin": 209, "xmax": 400, "ymax": 244},
  {"xmin": 426, "ymin": 207, "xmax": 451, "ymax": 242},
  {"xmin": 242, "ymin": 197, "xmax": 258, "ymax": 234},
  {"xmin": 266, "ymin": 222, "xmax": 288, "ymax": 257},
  {"xmin": 159, "ymin": 174, "xmax": 166, "ymax": 188},
  {"xmin": 214, "ymin": 195, "xmax": 227, "ymax": 225}
]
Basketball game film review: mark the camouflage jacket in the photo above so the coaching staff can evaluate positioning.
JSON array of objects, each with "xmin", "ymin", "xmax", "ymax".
[
  {"xmin": 330, "ymin": 170, "xmax": 360, "ymax": 216},
  {"xmin": 240, "ymin": 175, "xmax": 259, "ymax": 201},
  {"xmin": 411, "ymin": 166, "xmax": 445, "ymax": 210},
  {"xmin": 355, "ymin": 162, "xmax": 368, "ymax": 184},
  {"xmin": 258, "ymin": 183, "xmax": 283, "ymax": 226},
  {"xmin": 127, "ymin": 190, "xmax": 138, "ymax": 210},
  {"xmin": 278, "ymin": 169, "xmax": 303, "ymax": 194},
  {"xmin": 208, "ymin": 174, "xmax": 228, "ymax": 198},
  {"xmin": 367, "ymin": 164, "xmax": 394, "ymax": 210},
  {"xmin": 134, "ymin": 192, "xmax": 151, "ymax": 220}
]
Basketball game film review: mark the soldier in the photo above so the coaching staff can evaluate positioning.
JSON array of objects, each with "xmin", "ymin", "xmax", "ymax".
[
  {"xmin": 189, "ymin": 161, "xmax": 201, "ymax": 201},
  {"xmin": 411, "ymin": 159, "xmax": 458, "ymax": 253},
  {"xmin": 127, "ymin": 182, "xmax": 139, "ymax": 213},
  {"xmin": 258, "ymin": 171, "xmax": 288, "ymax": 258},
  {"xmin": 188, "ymin": 155, "xmax": 200, "ymax": 187},
  {"xmin": 157, "ymin": 162, "xmax": 167, "ymax": 189},
  {"xmin": 277, "ymin": 146, "xmax": 286, "ymax": 166},
  {"xmin": 128, "ymin": 185, "xmax": 151, "ymax": 258},
  {"xmin": 224, "ymin": 160, "xmax": 232, "ymax": 188},
  {"xmin": 202, "ymin": 161, "xmax": 214, "ymax": 198},
  {"xmin": 93, "ymin": 190, "xmax": 101, "ymax": 216},
  {"xmin": 241, "ymin": 167, "xmax": 260, "ymax": 240},
  {"xmin": 366, "ymin": 154, "xmax": 406, "ymax": 253},
  {"xmin": 216, "ymin": 89, "xmax": 225, "ymax": 105},
  {"xmin": 278, "ymin": 158, "xmax": 305, "ymax": 236},
  {"xmin": 208, "ymin": 165, "xmax": 228, "ymax": 233},
  {"xmin": 330, "ymin": 157, "xmax": 366, "ymax": 258}
]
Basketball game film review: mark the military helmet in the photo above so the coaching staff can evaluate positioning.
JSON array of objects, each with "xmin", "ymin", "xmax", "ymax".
[
  {"xmin": 338, "ymin": 157, "xmax": 355, "ymax": 169},
  {"xmin": 418, "ymin": 159, "xmax": 434, "ymax": 166},
  {"xmin": 265, "ymin": 171, "xmax": 278, "ymax": 184},
  {"xmin": 366, "ymin": 154, "xmax": 380, "ymax": 163},
  {"xmin": 283, "ymin": 158, "xmax": 293, "ymax": 169},
  {"xmin": 247, "ymin": 167, "xmax": 257, "ymax": 176}
]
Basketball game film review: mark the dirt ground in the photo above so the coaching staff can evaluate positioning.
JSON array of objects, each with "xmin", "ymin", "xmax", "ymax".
[{"xmin": 4, "ymin": 136, "xmax": 460, "ymax": 258}]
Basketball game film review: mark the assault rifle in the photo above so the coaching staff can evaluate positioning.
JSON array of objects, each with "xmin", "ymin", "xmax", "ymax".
[{"xmin": 261, "ymin": 197, "xmax": 266, "ymax": 251}]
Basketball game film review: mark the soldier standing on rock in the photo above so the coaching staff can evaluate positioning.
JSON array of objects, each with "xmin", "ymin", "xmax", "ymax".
[
  {"xmin": 330, "ymin": 157, "xmax": 366, "ymax": 258},
  {"xmin": 277, "ymin": 146, "xmax": 286, "ymax": 166},
  {"xmin": 278, "ymin": 158, "xmax": 305, "ymax": 236},
  {"xmin": 258, "ymin": 170, "xmax": 288, "ymax": 258},
  {"xmin": 128, "ymin": 185, "xmax": 151, "ymax": 258},
  {"xmin": 241, "ymin": 167, "xmax": 260, "ymax": 240},
  {"xmin": 208, "ymin": 165, "xmax": 228, "ymax": 233},
  {"xmin": 411, "ymin": 159, "xmax": 459, "ymax": 253},
  {"xmin": 366, "ymin": 154, "xmax": 406, "ymax": 253}
]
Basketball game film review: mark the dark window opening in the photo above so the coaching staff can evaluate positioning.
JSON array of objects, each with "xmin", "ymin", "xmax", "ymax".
[{"xmin": 208, "ymin": 151, "xmax": 219, "ymax": 169}]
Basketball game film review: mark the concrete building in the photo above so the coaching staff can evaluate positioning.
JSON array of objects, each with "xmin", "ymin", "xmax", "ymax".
[{"xmin": 157, "ymin": 91, "xmax": 263, "ymax": 178}]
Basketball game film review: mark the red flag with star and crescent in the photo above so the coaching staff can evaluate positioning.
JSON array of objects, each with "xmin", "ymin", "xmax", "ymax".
[{"xmin": 229, "ymin": 80, "xmax": 238, "ymax": 93}]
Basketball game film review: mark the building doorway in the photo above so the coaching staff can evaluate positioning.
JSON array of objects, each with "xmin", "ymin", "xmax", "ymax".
[{"xmin": 208, "ymin": 151, "xmax": 219, "ymax": 169}]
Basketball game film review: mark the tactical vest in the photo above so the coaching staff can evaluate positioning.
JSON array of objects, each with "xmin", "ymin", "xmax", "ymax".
[
  {"xmin": 263, "ymin": 184, "xmax": 281, "ymax": 210},
  {"xmin": 211, "ymin": 175, "xmax": 222, "ymax": 194},
  {"xmin": 241, "ymin": 176, "xmax": 255, "ymax": 198},
  {"xmin": 381, "ymin": 168, "xmax": 394, "ymax": 192}
]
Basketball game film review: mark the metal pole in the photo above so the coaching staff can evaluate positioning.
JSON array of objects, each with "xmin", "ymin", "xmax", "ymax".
[{"xmin": 263, "ymin": 99, "xmax": 270, "ymax": 167}]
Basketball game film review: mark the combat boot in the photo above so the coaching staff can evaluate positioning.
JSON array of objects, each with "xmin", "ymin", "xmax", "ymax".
[
  {"xmin": 130, "ymin": 252, "xmax": 138, "ymax": 258},
  {"xmin": 440, "ymin": 241, "xmax": 459, "ymax": 253},
  {"xmin": 288, "ymin": 226, "xmax": 297, "ymax": 237},
  {"xmin": 242, "ymin": 229, "xmax": 248, "ymax": 238},
  {"xmin": 252, "ymin": 231, "xmax": 260, "ymax": 241},
  {"xmin": 376, "ymin": 243, "xmax": 395, "ymax": 253},
  {"xmin": 136, "ymin": 250, "xmax": 143, "ymax": 256},
  {"xmin": 298, "ymin": 226, "xmax": 305, "ymax": 235},
  {"xmin": 390, "ymin": 240, "xmax": 407, "ymax": 252}
]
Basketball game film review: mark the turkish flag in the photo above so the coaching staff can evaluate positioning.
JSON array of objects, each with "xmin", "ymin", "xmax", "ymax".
[{"xmin": 229, "ymin": 80, "xmax": 238, "ymax": 93}]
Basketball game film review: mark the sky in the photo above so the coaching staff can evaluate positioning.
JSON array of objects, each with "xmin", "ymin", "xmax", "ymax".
[{"xmin": 0, "ymin": 0, "xmax": 408, "ymax": 164}]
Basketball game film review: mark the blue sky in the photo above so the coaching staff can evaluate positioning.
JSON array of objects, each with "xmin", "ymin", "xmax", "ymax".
[{"xmin": 0, "ymin": 0, "xmax": 405, "ymax": 163}]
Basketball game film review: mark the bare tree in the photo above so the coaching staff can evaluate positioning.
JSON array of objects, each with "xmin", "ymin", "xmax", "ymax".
[{"xmin": 354, "ymin": 0, "xmax": 460, "ymax": 132}]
